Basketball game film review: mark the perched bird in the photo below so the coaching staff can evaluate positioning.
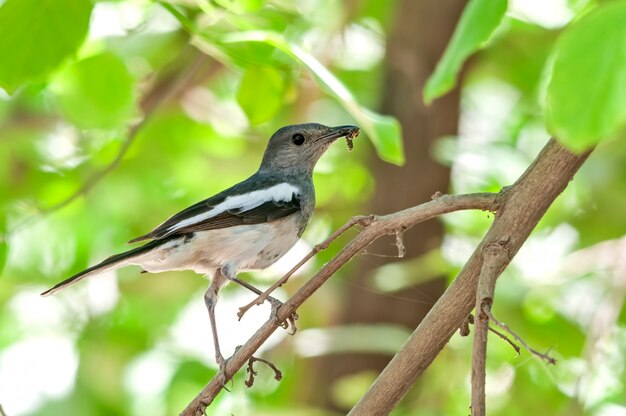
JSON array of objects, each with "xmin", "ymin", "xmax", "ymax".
[{"xmin": 41, "ymin": 123, "xmax": 359, "ymax": 372}]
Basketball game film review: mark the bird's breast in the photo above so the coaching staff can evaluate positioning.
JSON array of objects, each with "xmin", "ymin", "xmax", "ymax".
[{"xmin": 187, "ymin": 213, "xmax": 305, "ymax": 272}]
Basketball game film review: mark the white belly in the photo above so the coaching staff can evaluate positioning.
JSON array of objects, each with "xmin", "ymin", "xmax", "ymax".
[{"xmin": 134, "ymin": 216, "xmax": 301, "ymax": 275}]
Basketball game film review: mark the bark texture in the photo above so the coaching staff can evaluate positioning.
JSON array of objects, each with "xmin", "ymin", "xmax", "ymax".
[
  {"xmin": 310, "ymin": 0, "xmax": 466, "ymax": 408},
  {"xmin": 348, "ymin": 139, "xmax": 592, "ymax": 415}
]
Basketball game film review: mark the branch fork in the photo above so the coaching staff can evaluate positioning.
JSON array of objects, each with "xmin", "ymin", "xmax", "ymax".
[{"xmin": 181, "ymin": 192, "xmax": 499, "ymax": 415}]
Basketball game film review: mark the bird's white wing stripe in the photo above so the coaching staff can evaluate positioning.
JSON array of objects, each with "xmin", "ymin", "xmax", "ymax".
[{"xmin": 168, "ymin": 183, "xmax": 300, "ymax": 232}]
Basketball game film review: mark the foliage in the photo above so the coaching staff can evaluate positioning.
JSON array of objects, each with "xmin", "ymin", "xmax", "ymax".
[
  {"xmin": 0, "ymin": 0, "xmax": 93, "ymax": 93},
  {"xmin": 0, "ymin": 0, "xmax": 625, "ymax": 416},
  {"xmin": 547, "ymin": 1, "xmax": 626, "ymax": 151},
  {"xmin": 423, "ymin": 0, "xmax": 508, "ymax": 104}
]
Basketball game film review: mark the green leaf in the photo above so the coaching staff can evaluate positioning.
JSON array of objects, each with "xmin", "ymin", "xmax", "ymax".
[
  {"xmin": 547, "ymin": 2, "xmax": 626, "ymax": 152},
  {"xmin": 0, "ymin": 0, "xmax": 93, "ymax": 93},
  {"xmin": 214, "ymin": 0, "xmax": 266, "ymax": 13},
  {"xmin": 237, "ymin": 67, "xmax": 285, "ymax": 125},
  {"xmin": 204, "ymin": 31, "xmax": 405, "ymax": 164},
  {"xmin": 52, "ymin": 53, "xmax": 137, "ymax": 129},
  {"xmin": 0, "ymin": 215, "xmax": 6, "ymax": 274},
  {"xmin": 423, "ymin": 0, "xmax": 508, "ymax": 104}
]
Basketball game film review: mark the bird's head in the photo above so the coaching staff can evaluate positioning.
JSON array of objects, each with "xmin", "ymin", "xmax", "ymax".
[{"xmin": 259, "ymin": 123, "xmax": 359, "ymax": 173}]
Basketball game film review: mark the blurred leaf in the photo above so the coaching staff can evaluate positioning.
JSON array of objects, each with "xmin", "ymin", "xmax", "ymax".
[
  {"xmin": 215, "ymin": 0, "xmax": 266, "ymax": 13},
  {"xmin": 237, "ymin": 67, "xmax": 285, "ymax": 125},
  {"xmin": 52, "ymin": 53, "xmax": 137, "ymax": 129},
  {"xmin": 423, "ymin": 0, "xmax": 508, "ymax": 104},
  {"xmin": 295, "ymin": 324, "xmax": 410, "ymax": 357},
  {"xmin": 204, "ymin": 31, "xmax": 405, "ymax": 165},
  {"xmin": 371, "ymin": 248, "xmax": 450, "ymax": 292},
  {"xmin": 0, "ymin": 0, "xmax": 92, "ymax": 93},
  {"xmin": 475, "ymin": 20, "xmax": 557, "ymax": 95},
  {"xmin": 547, "ymin": 2, "xmax": 626, "ymax": 152},
  {"xmin": 331, "ymin": 371, "xmax": 378, "ymax": 409},
  {"xmin": 0, "ymin": 241, "xmax": 6, "ymax": 274}
]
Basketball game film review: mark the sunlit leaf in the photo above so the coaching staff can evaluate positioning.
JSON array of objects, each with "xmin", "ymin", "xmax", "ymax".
[
  {"xmin": 237, "ymin": 67, "xmax": 285, "ymax": 125},
  {"xmin": 547, "ymin": 2, "xmax": 626, "ymax": 152},
  {"xmin": 423, "ymin": 0, "xmax": 508, "ymax": 104},
  {"xmin": 215, "ymin": 0, "xmax": 266, "ymax": 13},
  {"xmin": 0, "ymin": 0, "xmax": 92, "ymax": 93},
  {"xmin": 0, "ymin": 215, "xmax": 6, "ymax": 274},
  {"xmin": 52, "ymin": 53, "xmax": 137, "ymax": 129},
  {"xmin": 205, "ymin": 31, "xmax": 404, "ymax": 164}
]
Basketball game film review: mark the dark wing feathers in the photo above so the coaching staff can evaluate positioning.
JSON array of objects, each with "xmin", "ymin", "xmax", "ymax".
[{"xmin": 129, "ymin": 192, "xmax": 300, "ymax": 243}]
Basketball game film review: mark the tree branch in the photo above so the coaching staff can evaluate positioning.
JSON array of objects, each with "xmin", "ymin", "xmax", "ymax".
[
  {"xmin": 180, "ymin": 192, "xmax": 499, "ymax": 416},
  {"xmin": 471, "ymin": 242, "xmax": 510, "ymax": 416},
  {"xmin": 237, "ymin": 214, "xmax": 376, "ymax": 320},
  {"xmin": 483, "ymin": 308, "xmax": 556, "ymax": 365},
  {"xmin": 349, "ymin": 138, "xmax": 592, "ymax": 416}
]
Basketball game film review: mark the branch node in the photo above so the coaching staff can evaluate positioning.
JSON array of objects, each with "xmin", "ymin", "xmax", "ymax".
[
  {"xmin": 459, "ymin": 314, "xmax": 473, "ymax": 336},
  {"xmin": 431, "ymin": 191, "xmax": 445, "ymax": 200},
  {"xmin": 395, "ymin": 229, "xmax": 406, "ymax": 258}
]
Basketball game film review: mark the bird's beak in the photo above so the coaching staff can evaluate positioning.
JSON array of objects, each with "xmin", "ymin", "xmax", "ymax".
[{"xmin": 316, "ymin": 125, "xmax": 360, "ymax": 143}]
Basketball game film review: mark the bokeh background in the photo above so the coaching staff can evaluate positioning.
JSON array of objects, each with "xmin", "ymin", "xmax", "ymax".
[{"xmin": 1, "ymin": 0, "xmax": 626, "ymax": 415}]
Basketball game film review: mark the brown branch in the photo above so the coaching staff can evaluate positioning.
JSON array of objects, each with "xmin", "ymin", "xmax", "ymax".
[
  {"xmin": 471, "ymin": 242, "xmax": 510, "ymax": 416},
  {"xmin": 483, "ymin": 308, "xmax": 556, "ymax": 365},
  {"xmin": 180, "ymin": 192, "xmax": 499, "ymax": 416},
  {"xmin": 244, "ymin": 356, "xmax": 283, "ymax": 388},
  {"xmin": 349, "ymin": 138, "xmax": 591, "ymax": 416},
  {"xmin": 462, "ymin": 315, "xmax": 522, "ymax": 355},
  {"xmin": 237, "ymin": 215, "xmax": 375, "ymax": 320},
  {"xmin": 488, "ymin": 325, "xmax": 521, "ymax": 356}
]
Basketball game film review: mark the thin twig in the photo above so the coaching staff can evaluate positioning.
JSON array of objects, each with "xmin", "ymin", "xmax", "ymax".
[
  {"xmin": 488, "ymin": 325, "xmax": 521, "ymax": 356},
  {"xmin": 245, "ymin": 356, "xmax": 283, "ymax": 388},
  {"xmin": 180, "ymin": 192, "xmax": 499, "ymax": 416},
  {"xmin": 0, "ymin": 403, "xmax": 6, "ymax": 416},
  {"xmin": 237, "ymin": 215, "xmax": 376, "ymax": 320},
  {"xmin": 483, "ymin": 308, "xmax": 556, "ymax": 365},
  {"xmin": 464, "ymin": 314, "xmax": 522, "ymax": 355},
  {"xmin": 471, "ymin": 242, "xmax": 509, "ymax": 416}
]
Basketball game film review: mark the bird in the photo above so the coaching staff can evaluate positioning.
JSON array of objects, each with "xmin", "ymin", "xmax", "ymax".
[{"xmin": 41, "ymin": 123, "xmax": 359, "ymax": 374}]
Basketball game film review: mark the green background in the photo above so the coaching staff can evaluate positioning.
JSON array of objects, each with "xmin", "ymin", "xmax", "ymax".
[{"xmin": 1, "ymin": 0, "xmax": 625, "ymax": 415}]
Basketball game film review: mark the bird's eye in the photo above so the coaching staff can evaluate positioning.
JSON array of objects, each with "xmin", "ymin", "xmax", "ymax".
[{"xmin": 291, "ymin": 133, "xmax": 305, "ymax": 145}]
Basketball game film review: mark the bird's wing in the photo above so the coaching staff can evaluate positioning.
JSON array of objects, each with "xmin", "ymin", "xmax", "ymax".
[{"xmin": 129, "ymin": 182, "xmax": 301, "ymax": 243}]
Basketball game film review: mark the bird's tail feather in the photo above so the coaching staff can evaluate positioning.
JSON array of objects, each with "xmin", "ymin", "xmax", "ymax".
[{"xmin": 41, "ymin": 240, "xmax": 162, "ymax": 297}]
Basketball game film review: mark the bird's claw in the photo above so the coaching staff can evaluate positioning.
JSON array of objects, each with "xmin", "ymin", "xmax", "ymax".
[
  {"xmin": 215, "ymin": 354, "xmax": 231, "ymax": 390},
  {"xmin": 268, "ymin": 298, "xmax": 299, "ymax": 335}
]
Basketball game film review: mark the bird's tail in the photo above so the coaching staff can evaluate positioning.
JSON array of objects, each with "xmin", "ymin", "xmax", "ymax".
[{"xmin": 40, "ymin": 240, "xmax": 162, "ymax": 297}]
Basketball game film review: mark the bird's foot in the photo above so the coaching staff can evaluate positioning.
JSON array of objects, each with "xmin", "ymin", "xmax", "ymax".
[
  {"xmin": 194, "ymin": 400, "xmax": 209, "ymax": 416},
  {"xmin": 268, "ymin": 297, "xmax": 299, "ymax": 335},
  {"xmin": 215, "ymin": 353, "xmax": 230, "ymax": 389}
]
